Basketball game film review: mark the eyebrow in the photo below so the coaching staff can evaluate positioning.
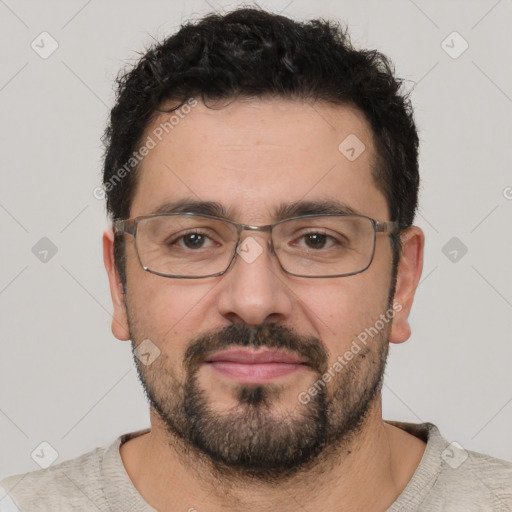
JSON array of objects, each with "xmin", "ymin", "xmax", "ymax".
[
  {"xmin": 151, "ymin": 199, "xmax": 233, "ymax": 217},
  {"xmin": 150, "ymin": 198, "xmax": 360, "ymax": 221},
  {"xmin": 274, "ymin": 200, "xmax": 358, "ymax": 220}
]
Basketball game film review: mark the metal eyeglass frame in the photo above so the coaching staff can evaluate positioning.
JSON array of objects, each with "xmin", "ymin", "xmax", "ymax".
[{"xmin": 114, "ymin": 212, "xmax": 401, "ymax": 279}]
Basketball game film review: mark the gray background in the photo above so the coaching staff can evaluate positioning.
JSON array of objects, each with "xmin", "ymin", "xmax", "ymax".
[{"xmin": 1, "ymin": 0, "xmax": 511, "ymax": 480}]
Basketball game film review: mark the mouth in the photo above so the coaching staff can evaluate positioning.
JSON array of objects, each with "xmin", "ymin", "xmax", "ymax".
[{"xmin": 204, "ymin": 348, "xmax": 309, "ymax": 384}]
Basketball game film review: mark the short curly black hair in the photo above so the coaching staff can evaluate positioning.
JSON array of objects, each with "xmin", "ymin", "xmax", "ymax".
[{"xmin": 102, "ymin": 7, "xmax": 419, "ymax": 288}]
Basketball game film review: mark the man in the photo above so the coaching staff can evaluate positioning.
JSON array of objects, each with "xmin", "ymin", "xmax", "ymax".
[{"xmin": 1, "ymin": 7, "xmax": 511, "ymax": 512}]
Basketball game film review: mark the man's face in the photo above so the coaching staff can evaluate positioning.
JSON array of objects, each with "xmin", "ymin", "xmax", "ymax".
[{"xmin": 115, "ymin": 98, "xmax": 398, "ymax": 478}]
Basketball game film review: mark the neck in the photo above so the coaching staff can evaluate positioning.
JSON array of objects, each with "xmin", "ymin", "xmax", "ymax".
[{"xmin": 120, "ymin": 398, "xmax": 425, "ymax": 512}]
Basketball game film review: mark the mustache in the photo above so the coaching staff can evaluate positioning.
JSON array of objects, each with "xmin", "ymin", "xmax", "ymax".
[{"xmin": 184, "ymin": 323, "xmax": 329, "ymax": 374}]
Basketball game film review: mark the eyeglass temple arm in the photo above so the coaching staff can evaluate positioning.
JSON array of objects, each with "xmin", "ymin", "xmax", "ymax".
[
  {"xmin": 113, "ymin": 219, "xmax": 136, "ymax": 236},
  {"xmin": 375, "ymin": 221, "xmax": 401, "ymax": 234}
]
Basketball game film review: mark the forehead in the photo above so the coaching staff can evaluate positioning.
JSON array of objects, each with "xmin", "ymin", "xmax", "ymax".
[{"xmin": 130, "ymin": 98, "xmax": 388, "ymax": 222}]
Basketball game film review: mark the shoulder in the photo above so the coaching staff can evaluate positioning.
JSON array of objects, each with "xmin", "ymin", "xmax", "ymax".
[
  {"xmin": 1, "ymin": 447, "xmax": 106, "ymax": 508},
  {"xmin": 0, "ymin": 429, "xmax": 151, "ymax": 511},
  {"xmin": 0, "ymin": 445, "xmax": 108, "ymax": 511},
  {"xmin": 387, "ymin": 421, "xmax": 512, "ymax": 511},
  {"xmin": 1, "ymin": 428, "xmax": 150, "ymax": 512},
  {"xmin": 435, "ymin": 446, "xmax": 512, "ymax": 509}
]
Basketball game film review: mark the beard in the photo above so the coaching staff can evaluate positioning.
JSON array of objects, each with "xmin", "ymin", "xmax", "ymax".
[{"xmin": 128, "ymin": 315, "xmax": 389, "ymax": 481}]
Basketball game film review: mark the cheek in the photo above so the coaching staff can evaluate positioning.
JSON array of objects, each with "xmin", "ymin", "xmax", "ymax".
[
  {"xmin": 126, "ymin": 268, "xmax": 220, "ymax": 352},
  {"xmin": 295, "ymin": 271, "xmax": 390, "ymax": 355}
]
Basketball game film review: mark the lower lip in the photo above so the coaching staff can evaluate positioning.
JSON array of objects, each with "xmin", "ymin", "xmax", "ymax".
[{"xmin": 207, "ymin": 362, "xmax": 305, "ymax": 383}]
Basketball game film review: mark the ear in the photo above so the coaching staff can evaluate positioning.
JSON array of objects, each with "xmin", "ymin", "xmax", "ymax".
[
  {"xmin": 103, "ymin": 227, "xmax": 130, "ymax": 341},
  {"xmin": 389, "ymin": 226, "xmax": 424, "ymax": 344}
]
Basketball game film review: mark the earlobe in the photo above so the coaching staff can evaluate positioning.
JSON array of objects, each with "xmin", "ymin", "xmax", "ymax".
[
  {"xmin": 389, "ymin": 226, "xmax": 424, "ymax": 344},
  {"xmin": 103, "ymin": 227, "xmax": 131, "ymax": 341}
]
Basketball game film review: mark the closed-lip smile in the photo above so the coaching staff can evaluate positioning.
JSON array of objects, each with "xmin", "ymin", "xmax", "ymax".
[
  {"xmin": 204, "ymin": 348, "xmax": 308, "ymax": 383},
  {"xmin": 206, "ymin": 348, "xmax": 307, "ymax": 365}
]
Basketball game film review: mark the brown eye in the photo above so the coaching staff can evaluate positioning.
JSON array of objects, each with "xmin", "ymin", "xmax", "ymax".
[
  {"xmin": 304, "ymin": 233, "xmax": 328, "ymax": 249},
  {"xmin": 182, "ymin": 233, "xmax": 206, "ymax": 249}
]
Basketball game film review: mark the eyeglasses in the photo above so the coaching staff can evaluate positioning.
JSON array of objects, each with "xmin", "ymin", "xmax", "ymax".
[{"xmin": 114, "ymin": 213, "xmax": 400, "ymax": 279}]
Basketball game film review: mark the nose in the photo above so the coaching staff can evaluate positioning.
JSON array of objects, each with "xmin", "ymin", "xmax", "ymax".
[{"xmin": 216, "ymin": 233, "xmax": 294, "ymax": 326}]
